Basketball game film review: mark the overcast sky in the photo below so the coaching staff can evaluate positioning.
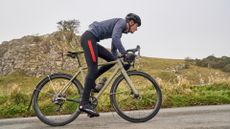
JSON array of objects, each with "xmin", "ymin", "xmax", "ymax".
[{"xmin": 0, "ymin": 0, "xmax": 229, "ymax": 59}]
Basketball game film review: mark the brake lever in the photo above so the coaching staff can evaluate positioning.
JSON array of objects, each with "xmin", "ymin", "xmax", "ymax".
[
  {"xmin": 136, "ymin": 45, "xmax": 141, "ymax": 56},
  {"xmin": 136, "ymin": 45, "xmax": 140, "ymax": 50},
  {"xmin": 119, "ymin": 45, "xmax": 141, "ymax": 59}
]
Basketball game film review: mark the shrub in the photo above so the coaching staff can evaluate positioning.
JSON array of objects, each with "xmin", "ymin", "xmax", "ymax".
[
  {"xmin": 195, "ymin": 55, "xmax": 230, "ymax": 73},
  {"xmin": 223, "ymin": 64, "xmax": 230, "ymax": 73},
  {"xmin": 10, "ymin": 91, "xmax": 30, "ymax": 105}
]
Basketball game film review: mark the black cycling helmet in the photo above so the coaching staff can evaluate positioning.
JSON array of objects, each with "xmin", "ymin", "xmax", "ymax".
[{"xmin": 125, "ymin": 13, "xmax": 141, "ymax": 27}]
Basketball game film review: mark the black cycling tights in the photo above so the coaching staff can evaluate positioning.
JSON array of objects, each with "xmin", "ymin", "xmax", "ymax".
[{"xmin": 80, "ymin": 31, "xmax": 116, "ymax": 104}]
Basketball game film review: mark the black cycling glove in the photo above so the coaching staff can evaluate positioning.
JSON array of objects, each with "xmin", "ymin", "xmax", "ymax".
[{"xmin": 124, "ymin": 53, "xmax": 136, "ymax": 63}]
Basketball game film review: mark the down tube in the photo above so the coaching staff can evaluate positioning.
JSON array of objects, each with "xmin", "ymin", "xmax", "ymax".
[{"xmin": 95, "ymin": 66, "xmax": 120, "ymax": 99}]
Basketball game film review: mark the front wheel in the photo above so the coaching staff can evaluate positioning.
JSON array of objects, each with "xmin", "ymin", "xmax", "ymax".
[
  {"xmin": 110, "ymin": 71, "xmax": 162, "ymax": 123},
  {"xmin": 33, "ymin": 73, "xmax": 83, "ymax": 126}
]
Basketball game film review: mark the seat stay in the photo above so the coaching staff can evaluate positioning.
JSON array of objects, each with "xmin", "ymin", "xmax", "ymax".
[{"xmin": 58, "ymin": 69, "xmax": 82, "ymax": 95}]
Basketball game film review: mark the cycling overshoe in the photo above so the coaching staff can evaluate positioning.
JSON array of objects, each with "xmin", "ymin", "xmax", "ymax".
[{"xmin": 79, "ymin": 103, "xmax": 99, "ymax": 117}]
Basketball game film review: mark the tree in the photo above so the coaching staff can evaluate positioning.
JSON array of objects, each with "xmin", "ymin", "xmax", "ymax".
[
  {"xmin": 56, "ymin": 20, "xmax": 81, "ymax": 70},
  {"xmin": 57, "ymin": 19, "xmax": 80, "ymax": 33},
  {"xmin": 56, "ymin": 19, "xmax": 80, "ymax": 47}
]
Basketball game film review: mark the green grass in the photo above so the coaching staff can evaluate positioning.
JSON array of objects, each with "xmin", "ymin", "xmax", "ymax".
[
  {"xmin": 0, "ymin": 57, "xmax": 230, "ymax": 118},
  {"xmin": 0, "ymin": 71, "xmax": 42, "ymax": 96},
  {"xmin": 0, "ymin": 81, "xmax": 229, "ymax": 118},
  {"xmin": 162, "ymin": 83, "xmax": 230, "ymax": 107}
]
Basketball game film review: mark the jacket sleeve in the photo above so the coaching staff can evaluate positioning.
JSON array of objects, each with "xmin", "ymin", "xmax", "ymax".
[{"xmin": 112, "ymin": 19, "xmax": 126, "ymax": 55}]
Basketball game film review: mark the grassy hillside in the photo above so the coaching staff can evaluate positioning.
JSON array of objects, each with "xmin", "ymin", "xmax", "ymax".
[{"xmin": 0, "ymin": 56, "xmax": 230, "ymax": 118}]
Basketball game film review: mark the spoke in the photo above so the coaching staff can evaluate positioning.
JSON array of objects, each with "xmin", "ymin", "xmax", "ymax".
[
  {"xmin": 45, "ymin": 92, "xmax": 55, "ymax": 97},
  {"xmin": 48, "ymin": 75, "xmax": 57, "ymax": 94},
  {"xmin": 118, "ymin": 96, "xmax": 129, "ymax": 102},
  {"xmin": 110, "ymin": 90, "xmax": 130, "ymax": 95},
  {"xmin": 35, "ymin": 89, "xmax": 55, "ymax": 97},
  {"xmin": 146, "ymin": 97, "xmax": 155, "ymax": 102}
]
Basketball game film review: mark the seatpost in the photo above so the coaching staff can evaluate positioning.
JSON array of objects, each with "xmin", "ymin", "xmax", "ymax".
[{"xmin": 76, "ymin": 55, "xmax": 82, "ymax": 67}]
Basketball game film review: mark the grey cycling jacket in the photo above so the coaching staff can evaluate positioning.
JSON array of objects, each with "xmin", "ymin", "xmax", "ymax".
[{"xmin": 88, "ymin": 18, "xmax": 128, "ymax": 55}]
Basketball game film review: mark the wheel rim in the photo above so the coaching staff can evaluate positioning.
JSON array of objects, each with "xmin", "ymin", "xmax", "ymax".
[
  {"xmin": 34, "ymin": 77, "xmax": 81, "ymax": 125},
  {"xmin": 112, "ymin": 72, "xmax": 161, "ymax": 121}
]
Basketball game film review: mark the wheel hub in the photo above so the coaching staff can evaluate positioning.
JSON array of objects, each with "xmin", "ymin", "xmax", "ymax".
[{"xmin": 52, "ymin": 94, "xmax": 66, "ymax": 105}]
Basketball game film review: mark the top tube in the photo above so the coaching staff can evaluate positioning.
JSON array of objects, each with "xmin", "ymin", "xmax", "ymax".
[{"xmin": 98, "ymin": 60, "xmax": 119, "ymax": 66}]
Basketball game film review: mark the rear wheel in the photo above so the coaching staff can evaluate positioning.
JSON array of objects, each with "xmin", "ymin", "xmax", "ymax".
[
  {"xmin": 33, "ymin": 73, "xmax": 83, "ymax": 126},
  {"xmin": 110, "ymin": 71, "xmax": 162, "ymax": 122}
]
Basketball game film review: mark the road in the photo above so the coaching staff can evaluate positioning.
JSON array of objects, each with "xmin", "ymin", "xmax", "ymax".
[{"xmin": 0, "ymin": 105, "xmax": 229, "ymax": 129}]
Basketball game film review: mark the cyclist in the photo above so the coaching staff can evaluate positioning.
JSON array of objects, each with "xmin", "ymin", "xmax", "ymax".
[{"xmin": 79, "ymin": 13, "xmax": 141, "ymax": 117}]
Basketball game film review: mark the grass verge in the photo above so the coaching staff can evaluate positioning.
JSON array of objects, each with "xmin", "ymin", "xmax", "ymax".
[{"xmin": 0, "ymin": 83, "xmax": 229, "ymax": 118}]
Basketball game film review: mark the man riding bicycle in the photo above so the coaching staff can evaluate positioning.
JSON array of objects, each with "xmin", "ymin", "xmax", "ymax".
[{"xmin": 79, "ymin": 13, "xmax": 141, "ymax": 117}]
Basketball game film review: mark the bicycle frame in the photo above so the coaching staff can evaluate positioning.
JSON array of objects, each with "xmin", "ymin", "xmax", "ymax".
[
  {"xmin": 58, "ymin": 58, "xmax": 139, "ymax": 100},
  {"xmin": 28, "ymin": 46, "xmax": 143, "ymax": 111}
]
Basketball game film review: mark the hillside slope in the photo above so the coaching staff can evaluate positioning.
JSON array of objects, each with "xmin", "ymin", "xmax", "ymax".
[
  {"xmin": 0, "ymin": 33, "xmax": 230, "ymax": 117},
  {"xmin": 0, "ymin": 32, "xmax": 82, "ymax": 77},
  {"xmin": 0, "ymin": 32, "xmax": 230, "ymax": 94}
]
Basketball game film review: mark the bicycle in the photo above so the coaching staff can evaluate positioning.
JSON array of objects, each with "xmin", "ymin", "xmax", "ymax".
[{"xmin": 29, "ymin": 45, "xmax": 162, "ymax": 126}]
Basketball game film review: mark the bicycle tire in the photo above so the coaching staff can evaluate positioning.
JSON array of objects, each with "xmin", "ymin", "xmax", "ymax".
[
  {"xmin": 110, "ymin": 70, "xmax": 162, "ymax": 123},
  {"xmin": 33, "ymin": 73, "xmax": 83, "ymax": 126}
]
